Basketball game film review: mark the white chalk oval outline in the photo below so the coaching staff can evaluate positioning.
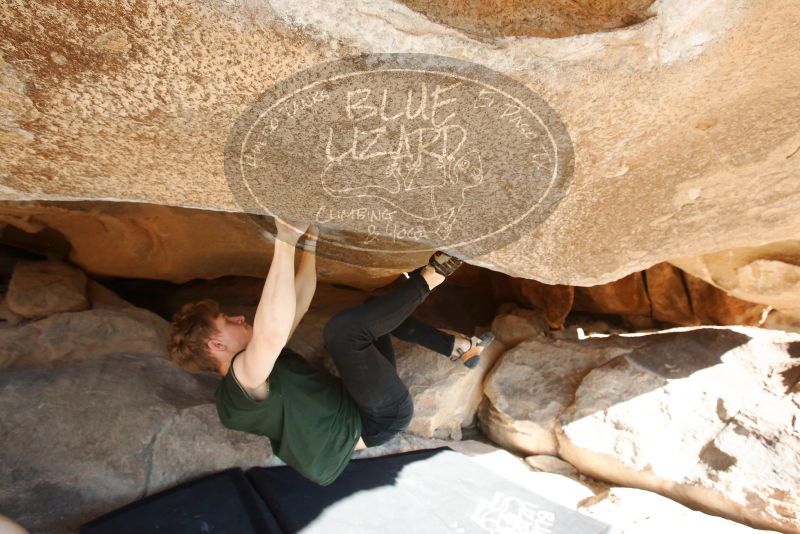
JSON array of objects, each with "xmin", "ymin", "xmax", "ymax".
[{"xmin": 233, "ymin": 56, "xmax": 568, "ymax": 254}]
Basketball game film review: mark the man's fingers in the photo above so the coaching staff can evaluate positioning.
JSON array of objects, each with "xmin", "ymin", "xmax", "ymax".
[
  {"xmin": 305, "ymin": 224, "xmax": 320, "ymax": 241},
  {"xmin": 277, "ymin": 217, "xmax": 308, "ymax": 232}
]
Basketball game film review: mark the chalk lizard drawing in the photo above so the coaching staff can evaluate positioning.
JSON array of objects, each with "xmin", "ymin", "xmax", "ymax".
[{"xmin": 320, "ymin": 123, "xmax": 485, "ymax": 240}]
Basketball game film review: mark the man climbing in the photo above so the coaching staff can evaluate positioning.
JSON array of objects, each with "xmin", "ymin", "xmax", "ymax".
[{"xmin": 166, "ymin": 216, "xmax": 495, "ymax": 486}]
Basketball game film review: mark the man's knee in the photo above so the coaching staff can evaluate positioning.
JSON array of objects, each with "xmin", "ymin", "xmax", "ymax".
[{"xmin": 323, "ymin": 310, "xmax": 364, "ymax": 348}]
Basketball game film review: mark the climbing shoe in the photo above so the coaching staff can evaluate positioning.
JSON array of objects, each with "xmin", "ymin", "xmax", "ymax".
[
  {"xmin": 450, "ymin": 331, "xmax": 496, "ymax": 369},
  {"xmin": 427, "ymin": 250, "xmax": 464, "ymax": 277}
]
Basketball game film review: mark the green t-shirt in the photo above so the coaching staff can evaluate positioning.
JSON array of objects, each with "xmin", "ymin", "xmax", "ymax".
[{"xmin": 214, "ymin": 346, "xmax": 363, "ymax": 486}]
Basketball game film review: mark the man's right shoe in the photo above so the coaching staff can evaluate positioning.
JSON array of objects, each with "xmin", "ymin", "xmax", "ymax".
[
  {"xmin": 427, "ymin": 251, "xmax": 464, "ymax": 277},
  {"xmin": 450, "ymin": 332, "xmax": 495, "ymax": 369}
]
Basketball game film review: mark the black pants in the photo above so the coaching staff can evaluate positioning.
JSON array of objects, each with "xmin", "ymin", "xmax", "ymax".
[{"xmin": 322, "ymin": 268, "xmax": 456, "ymax": 447}]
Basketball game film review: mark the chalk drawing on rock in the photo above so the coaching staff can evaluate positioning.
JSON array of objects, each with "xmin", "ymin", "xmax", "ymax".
[{"xmin": 224, "ymin": 53, "xmax": 574, "ymax": 268}]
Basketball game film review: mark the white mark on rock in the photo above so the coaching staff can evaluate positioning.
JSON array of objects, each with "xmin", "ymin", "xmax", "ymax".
[
  {"xmin": 92, "ymin": 29, "xmax": 131, "ymax": 55},
  {"xmin": 50, "ymin": 52, "xmax": 67, "ymax": 65},
  {"xmin": 606, "ymin": 164, "xmax": 630, "ymax": 178}
]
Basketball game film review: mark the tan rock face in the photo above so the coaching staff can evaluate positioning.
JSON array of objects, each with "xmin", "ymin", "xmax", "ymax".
[
  {"xmin": 683, "ymin": 271, "xmax": 768, "ymax": 326},
  {"xmin": 398, "ymin": 0, "xmax": 655, "ymax": 40},
  {"xmin": 645, "ymin": 262, "xmax": 696, "ymax": 325},
  {"xmin": 1, "ymin": 0, "xmax": 333, "ymax": 207},
  {"xmin": 480, "ymin": 307, "xmax": 799, "ymax": 531},
  {"xmin": 0, "ymin": 200, "xmax": 402, "ymax": 289},
  {"xmin": 491, "ymin": 303, "xmax": 549, "ymax": 346},
  {"xmin": 1, "ymin": 0, "xmax": 797, "ymax": 289},
  {"xmin": 516, "ymin": 280, "xmax": 574, "ymax": 330},
  {"xmin": 492, "ymin": 262, "xmax": 769, "ymax": 330},
  {"xmin": 524, "ymin": 454, "xmax": 578, "ymax": 477},
  {"xmin": 671, "ymin": 241, "xmax": 800, "ymax": 325},
  {"xmin": 0, "ymin": 199, "xmax": 776, "ymax": 329},
  {"xmin": 6, "ymin": 259, "xmax": 89, "ymax": 318},
  {"xmin": 671, "ymin": 241, "xmax": 800, "ymax": 309},
  {"xmin": 573, "ymin": 272, "xmax": 650, "ymax": 317}
]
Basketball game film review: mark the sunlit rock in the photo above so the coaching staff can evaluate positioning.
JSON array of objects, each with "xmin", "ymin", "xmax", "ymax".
[
  {"xmin": 479, "ymin": 335, "xmax": 627, "ymax": 455},
  {"xmin": 557, "ymin": 327, "xmax": 800, "ymax": 533},
  {"xmin": 581, "ymin": 487, "xmax": 778, "ymax": 534}
]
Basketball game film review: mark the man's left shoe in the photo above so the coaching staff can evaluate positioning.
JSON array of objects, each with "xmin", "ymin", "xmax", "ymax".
[
  {"xmin": 450, "ymin": 331, "xmax": 495, "ymax": 368},
  {"xmin": 427, "ymin": 250, "xmax": 464, "ymax": 278}
]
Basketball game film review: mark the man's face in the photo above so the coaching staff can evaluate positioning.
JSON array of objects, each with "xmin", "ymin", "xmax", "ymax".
[{"xmin": 208, "ymin": 312, "xmax": 253, "ymax": 354}]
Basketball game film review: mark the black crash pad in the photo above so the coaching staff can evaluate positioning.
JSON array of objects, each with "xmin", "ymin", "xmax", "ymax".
[
  {"xmin": 246, "ymin": 446, "xmax": 612, "ymax": 534},
  {"xmin": 81, "ymin": 447, "xmax": 611, "ymax": 534},
  {"xmin": 80, "ymin": 467, "xmax": 282, "ymax": 534}
]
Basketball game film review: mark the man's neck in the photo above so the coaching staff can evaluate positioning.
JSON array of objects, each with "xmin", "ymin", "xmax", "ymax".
[{"xmin": 217, "ymin": 347, "xmax": 246, "ymax": 376}]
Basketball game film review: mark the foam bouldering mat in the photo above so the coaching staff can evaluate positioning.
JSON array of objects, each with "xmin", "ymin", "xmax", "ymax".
[
  {"xmin": 246, "ymin": 446, "xmax": 612, "ymax": 534},
  {"xmin": 80, "ymin": 467, "xmax": 282, "ymax": 534}
]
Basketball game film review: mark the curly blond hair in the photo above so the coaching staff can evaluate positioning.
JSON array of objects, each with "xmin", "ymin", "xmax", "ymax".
[{"xmin": 167, "ymin": 298, "xmax": 222, "ymax": 374}]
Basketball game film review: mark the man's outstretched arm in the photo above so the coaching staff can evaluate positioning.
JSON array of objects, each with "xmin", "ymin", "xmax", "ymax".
[
  {"xmin": 288, "ymin": 226, "xmax": 318, "ymax": 339},
  {"xmin": 237, "ymin": 218, "xmax": 308, "ymax": 388}
]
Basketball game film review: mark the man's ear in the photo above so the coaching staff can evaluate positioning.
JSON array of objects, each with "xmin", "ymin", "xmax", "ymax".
[{"xmin": 207, "ymin": 337, "xmax": 226, "ymax": 353}]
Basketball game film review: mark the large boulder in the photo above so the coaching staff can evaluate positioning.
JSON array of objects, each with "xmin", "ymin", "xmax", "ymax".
[
  {"xmin": 0, "ymin": 306, "xmax": 168, "ymax": 370},
  {"xmin": 396, "ymin": 326, "xmax": 504, "ymax": 440},
  {"xmin": 6, "ymin": 259, "xmax": 89, "ymax": 318},
  {"xmin": 478, "ymin": 314, "xmax": 799, "ymax": 531},
  {"xmin": 557, "ymin": 327, "xmax": 800, "ymax": 533},
  {"xmin": 0, "ymin": 348, "xmax": 269, "ymax": 533},
  {"xmin": 0, "ymin": 0, "xmax": 797, "ymax": 291},
  {"xmin": 511, "ymin": 279, "xmax": 574, "ymax": 330},
  {"xmin": 490, "ymin": 303, "xmax": 549, "ymax": 346},
  {"xmin": 671, "ymin": 241, "xmax": 800, "ymax": 310},
  {"xmin": 479, "ymin": 334, "xmax": 628, "ymax": 456}
]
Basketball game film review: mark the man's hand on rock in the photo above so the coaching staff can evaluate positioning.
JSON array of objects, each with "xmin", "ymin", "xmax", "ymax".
[{"xmin": 275, "ymin": 216, "xmax": 310, "ymax": 246}]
